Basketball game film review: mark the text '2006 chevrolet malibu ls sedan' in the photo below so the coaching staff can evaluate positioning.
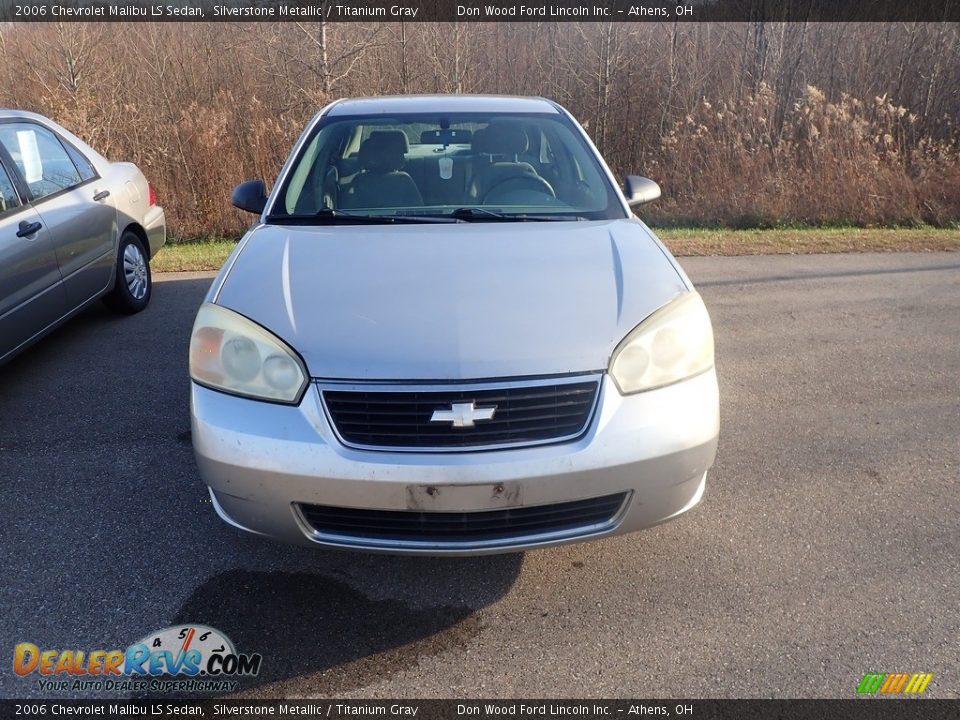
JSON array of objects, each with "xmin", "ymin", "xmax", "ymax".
[{"xmin": 189, "ymin": 95, "xmax": 719, "ymax": 555}]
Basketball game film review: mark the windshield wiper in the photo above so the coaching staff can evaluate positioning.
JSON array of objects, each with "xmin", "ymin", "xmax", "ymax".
[
  {"xmin": 270, "ymin": 209, "xmax": 458, "ymax": 225},
  {"xmin": 449, "ymin": 207, "xmax": 510, "ymax": 221},
  {"xmin": 269, "ymin": 208, "xmax": 586, "ymax": 224},
  {"xmin": 448, "ymin": 207, "xmax": 585, "ymax": 222}
]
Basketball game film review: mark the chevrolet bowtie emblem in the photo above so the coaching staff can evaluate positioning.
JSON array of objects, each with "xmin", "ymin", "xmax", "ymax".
[{"xmin": 430, "ymin": 402, "xmax": 497, "ymax": 428}]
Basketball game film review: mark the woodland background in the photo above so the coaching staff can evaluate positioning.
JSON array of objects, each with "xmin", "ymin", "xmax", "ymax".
[{"xmin": 0, "ymin": 21, "xmax": 957, "ymax": 238}]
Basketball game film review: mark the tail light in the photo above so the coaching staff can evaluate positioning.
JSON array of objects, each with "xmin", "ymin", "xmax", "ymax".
[{"xmin": 147, "ymin": 182, "xmax": 157, "ymax": 207}]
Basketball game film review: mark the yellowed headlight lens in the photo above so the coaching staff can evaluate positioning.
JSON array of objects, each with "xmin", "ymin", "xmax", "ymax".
[
  {"xmin": 189, "ymin": 303, "xmax": 307, "ymax": 403},
  {"xmin": 609, "ymin": 292, "xmax": 714, "ymax": 394}
]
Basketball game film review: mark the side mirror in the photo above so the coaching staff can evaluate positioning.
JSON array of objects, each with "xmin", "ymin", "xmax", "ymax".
[
  {"xmin": 623, "ymin": 176, "xmax": 661, "ymax": 207},
  {"xmin": 231, "ymin": 179, "xmax": 268, "ymax": 215}
]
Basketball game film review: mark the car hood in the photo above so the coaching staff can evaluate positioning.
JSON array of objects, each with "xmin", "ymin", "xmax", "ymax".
[{"xmin": 214, "ymin": 219, "xmax": 687, "ymax": 380}]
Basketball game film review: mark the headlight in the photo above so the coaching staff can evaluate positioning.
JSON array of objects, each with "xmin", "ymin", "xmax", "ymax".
[
  {"xmin": 189, "ymin": 303, "xmax": 308, "ymax": 403},
  {"xmin": 609, "ymin": 291, "xmax": 714, "ymax": 394}
]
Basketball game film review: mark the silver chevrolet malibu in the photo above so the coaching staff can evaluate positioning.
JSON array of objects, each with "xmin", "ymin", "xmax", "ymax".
[{"xmin": 190, "ymin": 95, "xmax": 719, "ymax": 555}]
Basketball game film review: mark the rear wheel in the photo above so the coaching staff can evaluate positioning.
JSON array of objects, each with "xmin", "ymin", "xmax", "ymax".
[{"xmin": 104, "ymin": 231, "xmax": 151, "ymax": 314}]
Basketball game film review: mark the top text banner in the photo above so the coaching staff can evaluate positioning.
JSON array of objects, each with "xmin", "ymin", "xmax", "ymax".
[{"xmin": 1, "ymin": 0, "xmax": 958, "ymax": 23}]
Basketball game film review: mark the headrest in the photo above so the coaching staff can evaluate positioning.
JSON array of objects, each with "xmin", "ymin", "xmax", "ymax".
[
  {"xmin": 359, "ymin": 130, "xmax": 409, "ymax": 172},
  {"xmin": 471, "ymin": 123, "xmax": 528, "ymax": 156}
]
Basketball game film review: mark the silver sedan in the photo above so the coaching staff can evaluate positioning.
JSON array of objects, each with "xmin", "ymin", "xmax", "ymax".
[
  {"xmin": 190, "ymin": 95, "xmax": 718, "ymax": 555},
  {"xmin": 0, "ymin": 110, "xmax": 165, "ymax": 365}
]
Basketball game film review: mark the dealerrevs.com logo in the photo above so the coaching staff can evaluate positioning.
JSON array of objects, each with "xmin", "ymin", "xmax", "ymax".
[{"xmin": 13, "ymin": 625, "xmax": 262, "ymax": 693}]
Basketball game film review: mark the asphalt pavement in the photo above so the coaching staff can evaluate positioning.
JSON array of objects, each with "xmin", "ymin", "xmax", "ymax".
[{"xmin": 1, "ymin": 252, "xmax": 957, "ymax": 699}]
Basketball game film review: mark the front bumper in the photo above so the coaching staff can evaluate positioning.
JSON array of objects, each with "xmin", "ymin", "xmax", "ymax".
[{"xmin": 191, "ymin": 371, "xmax": 719, "ymax": 555}]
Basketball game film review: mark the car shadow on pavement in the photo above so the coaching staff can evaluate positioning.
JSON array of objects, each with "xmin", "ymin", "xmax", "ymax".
[{"xmin": 170, "ymin": 555, "xmax": 523, "ymax": 697}]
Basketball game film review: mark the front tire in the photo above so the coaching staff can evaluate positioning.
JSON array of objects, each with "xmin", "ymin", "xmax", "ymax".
[{"xmin": 104, "ymin": 231, "xmax": 151, "ymax": 314}]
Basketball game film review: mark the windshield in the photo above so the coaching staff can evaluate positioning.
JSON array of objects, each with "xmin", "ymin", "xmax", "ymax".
[{"xmin": 270, "ymin": 112, "xmax": 626, "ymax": 222}]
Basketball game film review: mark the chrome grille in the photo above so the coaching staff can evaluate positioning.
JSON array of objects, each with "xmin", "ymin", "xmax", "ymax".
[{"xmin": 321, "ymin": 376, "xmax": 600, "ymax": 451}]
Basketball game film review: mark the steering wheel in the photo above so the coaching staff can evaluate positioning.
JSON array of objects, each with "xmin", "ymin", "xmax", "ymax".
[{"xmin": 482, "ymin": 175, "xmax": 556, "ymax": 205}]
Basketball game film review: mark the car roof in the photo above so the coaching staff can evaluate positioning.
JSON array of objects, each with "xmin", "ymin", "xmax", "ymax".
[
  {"xmin": 0, "ymin": 108, "xmax": 56, "ymax": 122},
  {"xmin": 324, "ymin": 95, "xmax": 561, "ymax": 117}
]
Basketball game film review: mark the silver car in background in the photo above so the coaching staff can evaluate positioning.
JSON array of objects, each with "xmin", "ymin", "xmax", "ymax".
[
  {"xmin": 190, "ymin": 95, "xmax": 718, "ymax": 555},
  {"xmin": 0, "ymin": 110, "xmax": 165, "ymax": 365}
]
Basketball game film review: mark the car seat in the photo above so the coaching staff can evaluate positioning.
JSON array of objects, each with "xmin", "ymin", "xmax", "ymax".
[
  {"xmin": 342, "ymin": 130, "xmax": 423, "ymax": 209},
  {"xmin": 469, "ymin": 123, "xmax": 555, "ymax": 204}
]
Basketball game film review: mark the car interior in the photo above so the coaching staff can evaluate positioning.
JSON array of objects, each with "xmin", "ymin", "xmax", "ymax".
[{"xmin": 285, "ymin": 116, "xmax": 609, "ymax": 215}]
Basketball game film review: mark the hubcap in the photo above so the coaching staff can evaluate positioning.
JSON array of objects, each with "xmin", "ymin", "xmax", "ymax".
[{"xmin": 123, "ymin": 243, "xmax": 148, "ymax": 300}]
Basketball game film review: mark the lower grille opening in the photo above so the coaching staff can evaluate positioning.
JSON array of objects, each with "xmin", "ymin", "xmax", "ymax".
[{"xmin": 297, "ymin": 493, "xmax": 628, "ymax": 546}]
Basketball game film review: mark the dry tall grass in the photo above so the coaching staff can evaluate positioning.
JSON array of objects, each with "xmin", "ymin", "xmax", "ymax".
[
  {"xmin": 1, "ymin": 22, "xmax": 956, "ymax": 238},
  {"xmin": 648, "ymin": 85, "xmax": 960, "ymax": 227}
]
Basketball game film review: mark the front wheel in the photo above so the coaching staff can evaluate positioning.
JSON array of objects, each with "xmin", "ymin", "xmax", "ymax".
[{"xmin": 104, "ymin": 231, "xmax": 151, "ymax": 314}]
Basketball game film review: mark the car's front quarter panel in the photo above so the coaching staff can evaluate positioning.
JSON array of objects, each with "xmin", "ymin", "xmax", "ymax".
[{"xmin": 202, "ymin": 227, "xmax": 258, "ymax": 306}]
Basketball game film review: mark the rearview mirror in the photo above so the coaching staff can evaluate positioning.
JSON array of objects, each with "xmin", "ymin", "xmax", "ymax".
[
  {"xmin": 232, "ymin": 179, "xmax": 268, "ymax": 215},
  {"xmin": 623, "ymin": 176, "xmax": 661, "ymax": 207},
  {"xmin": 420, "ymin": 128, "xmax": 473, "ymax": 145}
]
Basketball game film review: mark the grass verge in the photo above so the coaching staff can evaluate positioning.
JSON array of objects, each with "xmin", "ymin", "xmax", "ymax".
[
  {"xmin": 152, "ymin": 240, "xmax": 236, "ymax": 273},
  {"xmin": 151, "ymin": 227, "xmax": 960, "ymax": 273},
  {"xmin": 656, "ymin": 226, "xmax": 960, "ymax": 256}
]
